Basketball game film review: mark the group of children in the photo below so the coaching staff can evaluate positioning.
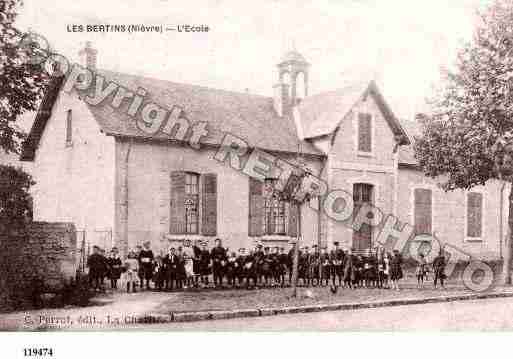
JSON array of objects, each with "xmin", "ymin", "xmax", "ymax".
[{"xmin": 86, "ymin": 238, "xmax": 447, "ymax": 293}]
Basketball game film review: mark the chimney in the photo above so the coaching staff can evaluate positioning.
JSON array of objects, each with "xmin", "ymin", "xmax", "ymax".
[
  {"xmin": 79, "ymin": 41, "xmax": 98, "ymax": 70},
  {"xmin": 273, "ymin": 82, "xmax": 290, "ymax": 117}
]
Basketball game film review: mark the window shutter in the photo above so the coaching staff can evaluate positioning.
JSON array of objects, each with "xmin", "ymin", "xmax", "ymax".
[
  {"xmin": 288, "ymin": 203, "xmax": 299, "ymax": 237},
  {"xmin": 414, "ymin": 188, "xmax": 432, "ymax": 234},
  {"xmin": 467, "ymin": 192, "xmax": 483, "ymax": 237},
  {"xmin": 248, "ymin": 177, "xmax": 264, "ymax": 236},
  {"xmin": 358, "ymin": 113, "xmax": 372, "ymax": 152},
  {"xmin": 201, "ymin": 173, "xmax": 217, "ymax": 236},
  {"xmin": 170, "ymin": 171, "xmax": 186, "ymax": 234}
]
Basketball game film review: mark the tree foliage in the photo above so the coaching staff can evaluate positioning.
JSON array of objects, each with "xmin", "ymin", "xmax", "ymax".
[
  {"xmin": 0, "ymin": 165, "xmax": 34, "ymax": 231},
  {"xmin": 0, "ymin": 0, "xmax": 49, "ymax": 154},
  {"xmin": 415, "ymin": 0, "xmax": 513, "ymax": 190}
]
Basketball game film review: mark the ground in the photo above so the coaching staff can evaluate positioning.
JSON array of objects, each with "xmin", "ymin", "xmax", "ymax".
[
  {"xmin": 144, "ymin": 297, "xmax": 513, "ymax": 331},
  {"xmin": 0, "ymin": 277, "xmax": 511, "ymax": 331}
]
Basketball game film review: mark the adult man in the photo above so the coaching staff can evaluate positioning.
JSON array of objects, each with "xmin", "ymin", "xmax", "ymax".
[
  {"xmin": 163, "ymin": 247, "xmax": 178, "ymax": 290},
  {"xmin": 433, "ymin": 250, "xmax": 446, "ymax": 289},
  {"xmin": 330, "ymin": 241, "xmax": 345, "ymax": 286},
  {"xmin": 211, "ymin": 238, "xmax": 227, "ymax": 287},
  {"xmin": 87, "ymin": 245, "xmax": 104, "ymax": 291},
  {"xmin": 138, "ymin": 241, "xmax": 155, "ymax": 290},
  {"xmin": 254, "ymin": 244, "xmax": 265, "ymax": 285}
]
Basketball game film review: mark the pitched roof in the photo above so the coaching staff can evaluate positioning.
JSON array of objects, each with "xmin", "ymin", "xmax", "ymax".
[
  {"xmin": 296, "ymin": 80, "xmax": 410, "ymax": 145},
  {"xmin": 21, "ymin": 70, "xmax": 323, "ymax": 161},
  {"xmin": 20, "ymin": 76, "xmax": 64, "ymax": 161},
  {"xmin": 398, "ymin": 119, "xmax": 422, "ymax": 166}
]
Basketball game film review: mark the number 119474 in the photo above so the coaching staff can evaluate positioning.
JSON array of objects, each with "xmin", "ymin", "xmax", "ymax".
[{"xmin": 23, "ymin": 348, "xmax": 54, "ymax": 357}]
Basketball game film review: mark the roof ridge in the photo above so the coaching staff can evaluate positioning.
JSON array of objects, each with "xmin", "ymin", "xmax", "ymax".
[{"xmin": 97, "ymin": 68, "xmax": 272, "ymax": 100}]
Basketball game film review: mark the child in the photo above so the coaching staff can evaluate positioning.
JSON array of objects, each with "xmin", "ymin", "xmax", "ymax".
[
  {"xmin": 153, "ymin": 256, "xmax": 166, "ymax": 291},
  {"xmin": 107, "ymin": 248, "xmax": 122, "ymax": 289},
  {"xmin": 390, "ymin": 250, "xmax": 403, "ymax": 290},
  {"xmin": 183, "ymin": 253, "xmax": 194, "ymax": 289},
  {"xmin": 226, "ymin": 251, "xmax": 238, "ymax": 287},
  {"xmin": 383, "ymin": 253, "xmax": 391, "ymax": 288},
  {"xmin": 416, "ymin": 253, "xmax": 428, "ymax": 288},
  {"xmin": 124, "ymin": 251, "xmax": 139, "ymax": 293}
]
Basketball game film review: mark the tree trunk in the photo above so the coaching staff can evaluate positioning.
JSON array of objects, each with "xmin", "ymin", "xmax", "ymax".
[
  {"xmin": 502, "ymin": 186, "xmax": 513, "ymax": 285},
  {"xmin": 291, "ymin": 204, "xmax": 301, "ymax": 297}
]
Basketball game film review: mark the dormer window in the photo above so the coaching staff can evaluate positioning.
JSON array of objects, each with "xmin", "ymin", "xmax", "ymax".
[
  {"xmin": 357, "ymin": 112, "xmax": 372, "ymax": 154},
  {"xmin": 65, "ymin": 109, "xmax": 73, "ymax": 147}
]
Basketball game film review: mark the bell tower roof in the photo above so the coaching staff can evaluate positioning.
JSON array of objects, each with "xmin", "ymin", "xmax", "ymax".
[{"xmin": 279, "ymin": 50, "xmax": 308, "ymax": 64}]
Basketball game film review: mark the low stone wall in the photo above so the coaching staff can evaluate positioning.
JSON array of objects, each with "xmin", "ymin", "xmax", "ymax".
[{"xmin": 0, "ymin": 222, "xmax": 77, "ymax": 312}]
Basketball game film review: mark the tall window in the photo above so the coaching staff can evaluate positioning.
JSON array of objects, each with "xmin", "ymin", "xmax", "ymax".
[
  {"xmin": 357, "ymin": 113, "xmax": 372, "ymax": 153},
  {"xmin": 184, "ymin": 172, "xmax": 199, "ymax": 234},
  {"xmin": 66, "ymin": 109, "xmax": 72, "ymax": 146},
  {"xmin": 170, "ymin": 171, "xmax": 217, "ymax": 235},
  {"xmin": 467, "ymin": 192, "xmax": 483, "ymax": 239},
  {"xmin": 414, "ymin": 188, "xmax": 432, "ymax": 234},
  {"xmin": 263, "ymin": 179, "xmax": 286, "ymax": 235},
  {"xmin": 353, "ymin": 183, "xmax": 373, "ymax": 250}
]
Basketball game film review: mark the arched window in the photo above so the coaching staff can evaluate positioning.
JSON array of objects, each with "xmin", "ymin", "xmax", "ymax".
[{"xmin": 295, "ymin": 72, "xmax": 306, "ymax": 101}]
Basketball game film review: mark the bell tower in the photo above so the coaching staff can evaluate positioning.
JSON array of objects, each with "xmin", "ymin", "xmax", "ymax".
[{"xmin": 277, "ymin": 48, "xmax": 309, "ymax": 104}]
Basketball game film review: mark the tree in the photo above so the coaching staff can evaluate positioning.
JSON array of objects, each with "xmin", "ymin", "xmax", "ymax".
[
  {"xmin": 0, "ymin": 165, "xmax": 34, "ymax": 232},
  {"xmin": 414, "ymin": 0, "xmax": 513, "ymax": 284},
  {"xmin": 1, "ymin": 0, "xmax": 49, "ymax": 154}
]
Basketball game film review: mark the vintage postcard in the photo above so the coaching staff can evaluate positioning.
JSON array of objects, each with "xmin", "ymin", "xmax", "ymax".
[{"xmin": 2, "ymin": 0, "xmax": 513, "ymax": 346}]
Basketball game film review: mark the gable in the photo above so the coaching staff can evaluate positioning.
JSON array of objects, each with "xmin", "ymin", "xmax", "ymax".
[{"xmin": 296, "ymin": 80, "xmax": 409, "ymax": 145}]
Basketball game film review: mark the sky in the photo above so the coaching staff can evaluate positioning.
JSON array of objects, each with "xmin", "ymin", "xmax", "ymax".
[{"xmin": 14, "ymin": 0, "xmax": 490, "ymax": 121}]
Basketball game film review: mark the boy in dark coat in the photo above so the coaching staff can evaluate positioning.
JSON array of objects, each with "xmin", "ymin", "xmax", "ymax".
[
  {"xmin": 176, "ymin": 246, "xmax": 186, "ymax": 289},
  {"xmin": 309, "ymin": 245, "xmax": 320, "ymax": 286},
  {"xmin": 138, "ymin": 241, "xmax": 155, "ymax": 290},
  {"xmin": 277, "ymin": 247, "xmax": 289, "ymax": 287},
  {"xmin": 236, "ymin": 248, "xmax": 247, "ymax": 286},
  {"xmin": 199, "ymin": 242, "xmax": 211, "ymax": 285},
  {"xmin": 226, "ymin": 251, "xmax": 238, "ymax": 287},
  {"xmin": 107, "ymin": 247, "xmax": 122, "ymax": 289},
  {"xmin": 300, "ymin": 246, "xmax": 311, "ymax": 287},
  {"xmin": 320, "ymin": 247, "xmax": 331, "ymax": 286}
]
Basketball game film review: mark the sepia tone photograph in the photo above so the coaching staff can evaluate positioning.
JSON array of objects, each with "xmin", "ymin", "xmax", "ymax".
[{"xmin": 2, "ymin": 0, "xmax": 513, "ymax": 336}]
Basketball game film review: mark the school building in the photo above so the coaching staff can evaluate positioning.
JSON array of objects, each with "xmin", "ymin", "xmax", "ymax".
[{"xmin": 18, "ymin": 42, "xmax": 510, "ymax": 260}]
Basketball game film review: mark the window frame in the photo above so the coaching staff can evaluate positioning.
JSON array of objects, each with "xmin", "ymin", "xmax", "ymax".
[
  {"xmin": 464, "ymin": 189, "xmax": 485, "ymax": 242},
  {"xmin": 184, "ymin": 172, "xmax": 200, "ymax": 235},
  {"xmin": 411, "ymin": 185, "xmax": 435, "ymax": 235},
  {"xmin": 262, "ymin": 178, "xmax": 288, "ymax": 236},
  {"xmin": 355, "ymin": 111, "xmax": 374, "ymax": 157}
]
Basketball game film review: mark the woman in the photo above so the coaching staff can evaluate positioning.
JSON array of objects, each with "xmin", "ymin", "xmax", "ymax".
[{"xmin": 389, "ymin": 250, "xmax": 403, "ymax": 290}]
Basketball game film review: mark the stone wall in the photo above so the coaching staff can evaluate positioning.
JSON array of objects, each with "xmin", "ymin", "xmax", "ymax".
[{"xmin": 0, "ymin": 222, "xmax": 77, "ymax": 312}]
